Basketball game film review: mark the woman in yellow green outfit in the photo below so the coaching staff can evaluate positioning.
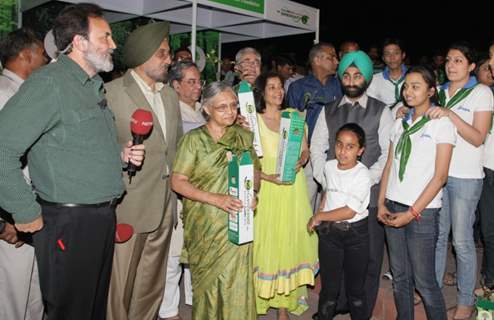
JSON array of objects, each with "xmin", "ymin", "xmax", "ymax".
[
  {"xmin": 171, "ymin": 82, "xmax": 260, "ymax": 320},
  {"xmin": 253, "ymin": 72, "xmax": 318, "ymax": 319}
]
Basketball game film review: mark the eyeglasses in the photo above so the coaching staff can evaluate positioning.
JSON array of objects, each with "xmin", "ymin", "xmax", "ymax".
[
  {"xmin": 212, "ymin": 102, "xmax": 238, "ymax": 113},
  {"xmin": 183, "ymin": 79, "xmax": 206, "ymax": 87},
  {"xmin": 238, "ymin": 59, "xmax": 261, "ymax": 67},
  {"xmin": 318, "ymin": 53, "xmax": 338, "ymax": 61}
]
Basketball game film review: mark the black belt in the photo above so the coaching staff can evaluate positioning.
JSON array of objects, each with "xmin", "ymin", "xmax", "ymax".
[
  {"xmin": 37, "ymin": 197, "xmax": 119, "ymax": 208},
  {"xmin": 317, "ymin": 217, "xmax": 368, "ymax": 233}
]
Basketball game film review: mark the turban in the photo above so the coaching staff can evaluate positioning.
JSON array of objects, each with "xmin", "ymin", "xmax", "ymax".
[
  {"xmin": 337, "ymin": 50, "xmax": 374, "ymax": 83},
  {"xmin": 123, "ymin": 21, "xmax": 169, "ymax": 68}
]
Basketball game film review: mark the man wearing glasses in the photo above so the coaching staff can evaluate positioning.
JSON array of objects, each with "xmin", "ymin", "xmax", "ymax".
[
  {"xmin": 105, "ymin": 22, "xmax": 183, "ymax": 320},
  {"xmin": 286, "ymin": 42, "xmax": 343, "ymax": 212},
  {"xmin": 169, "ymin": 61, "xmax": 206, "ymax": 132},
  {"xmin": 234, "ymin": 47, "xmax": 262, "ymax": 88},
  {"xmin": 287, "ymin": 42, "xmax": 342, "ymax": 141}
]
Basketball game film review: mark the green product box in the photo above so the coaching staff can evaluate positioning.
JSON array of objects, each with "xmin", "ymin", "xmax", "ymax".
[
  {"xmin": 227, "ymin": 151, "xmax": 254, "ymax": 245},
  {"xmin": 477, "ymin": 298, "xmax": 494, "ymax": 320},
  {"xmin": 238, "ymin": 81, "xmax": 263, "ymax": 157},
  {"xmin": 276, "ymin": 110, "xmax": 305, "ymax": 183}
]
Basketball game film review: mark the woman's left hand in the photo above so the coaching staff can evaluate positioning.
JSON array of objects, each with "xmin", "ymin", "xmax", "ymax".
[
  {"xmin": 295, "ymin": 150, "xmax": 309, "ymax": 172},
  {"xmin": 384, "ymin": 211, "xmax": 415, "ymax": 228},
  {"xmin": 307, "ymin": 214, "xmax": 320, "ymax": 233},
  {"xmin": 425, "ymin": 106, "xmax": 451, "ymax": 119}
]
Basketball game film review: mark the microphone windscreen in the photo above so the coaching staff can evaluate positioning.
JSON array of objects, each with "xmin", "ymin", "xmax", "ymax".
[
  {"xmin": 115, "ymin": 223, "xmax": 134, "ymax": 243},
  {"xmin": 130, "ymin": 109, "xmax": 153, "ymax": 135}
]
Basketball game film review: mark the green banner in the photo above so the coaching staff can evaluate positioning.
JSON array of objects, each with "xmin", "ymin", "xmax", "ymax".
[{"xmin": 208, "ymin": 0, "xmax": 264, "ymax": 14}]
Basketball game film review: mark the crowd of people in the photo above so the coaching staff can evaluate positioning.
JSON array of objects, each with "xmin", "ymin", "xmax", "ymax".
[{"xmin": 1, "ymin": 2, "xmax": 494, "ymax": 320}]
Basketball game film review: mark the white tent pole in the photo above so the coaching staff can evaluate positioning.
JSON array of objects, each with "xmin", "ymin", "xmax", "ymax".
[
  {"xmin": 17, "ymin": 0, "xmax": 23, "ymax": 28},
  {"xmin": 314, "ymin": 8, "xmax": 319, "ymax": 44},
  {"xmin": 217, "ymin": 33, "xmax": 222, "ymax": 81},
  {"xmin": 191, "ymin": 0, "xmax": 197, "ymax": 62}
]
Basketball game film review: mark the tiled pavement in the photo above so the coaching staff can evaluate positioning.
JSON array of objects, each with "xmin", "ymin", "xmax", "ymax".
[{"xmin": 176, "ymin": 244, "xmax": 480, "ymax": 319}]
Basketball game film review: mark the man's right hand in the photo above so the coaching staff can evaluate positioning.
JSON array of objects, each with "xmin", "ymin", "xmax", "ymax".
[
  {"xmin": 0, "ymin": 222, "xmax": 23, "ymax": 247},
  {"xmin": 15, "ymin": 215, "xmax": 43, "ymax": 233}
]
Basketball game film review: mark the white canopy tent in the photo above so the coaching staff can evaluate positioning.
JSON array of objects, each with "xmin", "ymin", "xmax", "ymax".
[{"xmin": 19, "ymin": 0, "xmax": 319, "ymax": 75}]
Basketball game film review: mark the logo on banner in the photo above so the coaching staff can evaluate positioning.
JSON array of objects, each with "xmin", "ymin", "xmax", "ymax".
[{"xmin": 277, "ymin": 7, "xmax": 309, "ymax": 25}]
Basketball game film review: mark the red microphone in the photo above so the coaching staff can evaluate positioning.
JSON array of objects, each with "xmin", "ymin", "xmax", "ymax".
[{"xmin": 127, "ymin": 109, "xmax": 153, "ymax": 183}]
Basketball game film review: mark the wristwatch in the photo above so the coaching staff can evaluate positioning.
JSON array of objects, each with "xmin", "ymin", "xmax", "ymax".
[{"xmin": 0, "ymin": 220, "xmax": 6, "ymax": 235}]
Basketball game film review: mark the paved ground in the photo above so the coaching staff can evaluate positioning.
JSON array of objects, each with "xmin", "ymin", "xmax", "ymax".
[{"xmin": 175, "ymin": 243, "xmax": 481, "ymax": 320}]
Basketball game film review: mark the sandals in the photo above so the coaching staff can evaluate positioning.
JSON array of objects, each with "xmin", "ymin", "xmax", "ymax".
[{"xmin": 453, "ymin": 305, "xmax": 475, "ymax": 320}]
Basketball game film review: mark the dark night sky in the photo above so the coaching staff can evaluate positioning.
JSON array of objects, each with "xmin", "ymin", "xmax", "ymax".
[{"xmin": 223, "ymin": 0, "xmax": 494, "ymax": 66}]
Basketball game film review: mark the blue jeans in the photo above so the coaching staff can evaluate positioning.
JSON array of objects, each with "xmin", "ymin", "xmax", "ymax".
[
  {"xmin": 385, "ymin": 200, "xmax": 446, "ymax": 320},
  {"xmin": 435, "ymin": 176, "xmax": 483, "ymax": 306}
]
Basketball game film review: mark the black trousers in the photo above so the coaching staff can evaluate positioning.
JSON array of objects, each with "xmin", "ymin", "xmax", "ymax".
[
  {"xmin": 318, "ymin": 219, "xmax": 369, "ymax": 320},
  {"xmin": 480, "ymin": 168, "xmax": 494, "ymax": 287},
  {"xmin": 33, "ymin": 205, "xmax": 116, "ymax": 320},
  {"xmin": 363, "ymin": 207, "xmax": 384, "ymax": 317}
]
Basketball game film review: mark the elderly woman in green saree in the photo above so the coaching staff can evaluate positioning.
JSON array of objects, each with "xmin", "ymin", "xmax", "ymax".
[{"xmin": 171, "ymin": 82, "xmax": 260, "ymax": 319}]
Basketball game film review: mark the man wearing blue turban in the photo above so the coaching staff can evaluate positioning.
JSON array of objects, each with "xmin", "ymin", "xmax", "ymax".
[{"xmin": 311, "ymin": 50, "xmax": 394, "ymax": 319}]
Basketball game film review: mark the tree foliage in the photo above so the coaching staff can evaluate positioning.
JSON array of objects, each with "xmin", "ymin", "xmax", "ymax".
[{"xmin": 0, "ymin": 0, "xmax": 17, "ymax": 39}]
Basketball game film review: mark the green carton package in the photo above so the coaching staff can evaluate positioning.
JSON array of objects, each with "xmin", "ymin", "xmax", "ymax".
[
  {"xmin": 477, "ymin": 298, "xmax": 494, "ymax": 319},
  {"xmin": 276, "ymin": 110, "xmax": 305, "ymax": 183},
  {"xmin": 238, "ymin": 81, "xmax": 263, "ymax": 157},
  {"xmin": 227, "ymin": 151, "xmax": 254, "ymax": 245}
]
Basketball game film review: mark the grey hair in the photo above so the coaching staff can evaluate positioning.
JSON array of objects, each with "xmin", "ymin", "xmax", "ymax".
[
  {"xmin": 235, "ymin": 47, "xmax": 261, "ymax": 65},
  {"xmin": 308, "ymin": 42, "xmax": 335, "ymax": 64},
  {"xmin": 168, "ymin": 61, "xmax": 199, "ymax": 84},
  {"xmin": 201, "ymin": 81, "xmax": 236, "ymax": 108}
]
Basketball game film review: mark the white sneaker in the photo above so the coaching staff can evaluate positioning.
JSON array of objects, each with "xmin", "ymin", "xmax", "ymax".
[{"xmin": 382, "ymin": 271, "xmax": 393, "ymax": 280}]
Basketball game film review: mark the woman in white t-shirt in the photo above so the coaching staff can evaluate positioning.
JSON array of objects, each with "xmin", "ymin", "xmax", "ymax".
[
  {"xmin": 425, "ymin": 43, "xmax": 494, "ymax": 319},
  {"xmin": 378, "ymin": 66, "xmax": 455, "ymax": 320},
  {"xmin": 308, "ymin": 123, "xmax": 371, "ymax": 320},
  {"xmin": 476, "ymin": 41, "xmax": 494, "ymax": 297}
]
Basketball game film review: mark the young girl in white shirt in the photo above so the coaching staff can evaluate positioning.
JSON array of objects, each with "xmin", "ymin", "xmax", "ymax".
[
  {"xmin": 308, "ymin": 123, "xmax": 371, "ymax": 320},
  {"xmin": 378, "ymin": 65, "xmax": 455, "ymax": 320}
]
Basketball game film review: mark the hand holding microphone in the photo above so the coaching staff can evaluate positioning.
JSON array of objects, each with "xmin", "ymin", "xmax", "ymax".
[{"xmin": 123, "ymin": 109, "xmax": 153, "ymax": 183}]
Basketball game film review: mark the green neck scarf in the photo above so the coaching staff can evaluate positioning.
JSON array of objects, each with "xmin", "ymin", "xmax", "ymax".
[
  {"xmin": 395, "ymin": 115, "xmax": 430, "ymax": 181},
  {"xmin": 395, "ymin": 82, "xmax": 478, "ymax": 181},
  {"xmin": 438, "ymin": 85, "xmax": 477, "ymax": 110},
  {"xmin": 390, "ymin": 77, "xmax": 405, "ymax": 103}
]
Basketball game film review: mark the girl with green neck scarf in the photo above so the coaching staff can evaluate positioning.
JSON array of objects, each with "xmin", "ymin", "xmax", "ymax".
[
  {"xmin": 428, "ymin": 42, "xmax": 494, "ymax": 320},
  {"xmin": 377, "ymin": 66, "xmax": 455, "ymax": 320}
]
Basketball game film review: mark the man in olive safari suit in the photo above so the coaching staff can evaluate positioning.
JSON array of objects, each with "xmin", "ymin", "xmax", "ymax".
[{"xmin": 105, "ymin": 22, "xmax": 182, "ymax": 320}]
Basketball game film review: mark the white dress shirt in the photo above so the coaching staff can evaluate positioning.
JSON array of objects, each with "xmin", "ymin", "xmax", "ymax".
[{"xmin": 0, "ymin": 69, "xmax": 24, "ymax": 109}]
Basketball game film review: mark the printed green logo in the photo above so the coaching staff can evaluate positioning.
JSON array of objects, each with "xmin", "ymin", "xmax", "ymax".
[
  {"xmin": 244, "ymin": 178, "xmax": 252, "ymax": 190},
  {"xmin": 247, "ymin": 103, "xmax": 254, "ymax": 113}
]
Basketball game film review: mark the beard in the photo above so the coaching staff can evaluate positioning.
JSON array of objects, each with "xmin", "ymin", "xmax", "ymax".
[
  {"xmin": 84, "ymin": 44, "xmax": 113, "ymax": 73},
  {"xmin": 145, "ymin": 64, "xmax": 169, "ymax": 83},
  {"xmin": 343, "ymin": 82, "xmax": 367, "ymax": 99}
]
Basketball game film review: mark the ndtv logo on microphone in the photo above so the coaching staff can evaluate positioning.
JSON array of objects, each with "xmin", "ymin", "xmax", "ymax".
[{"xmin": 131, "ymin": 118, "xmax": 153, "ymax": 127}]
